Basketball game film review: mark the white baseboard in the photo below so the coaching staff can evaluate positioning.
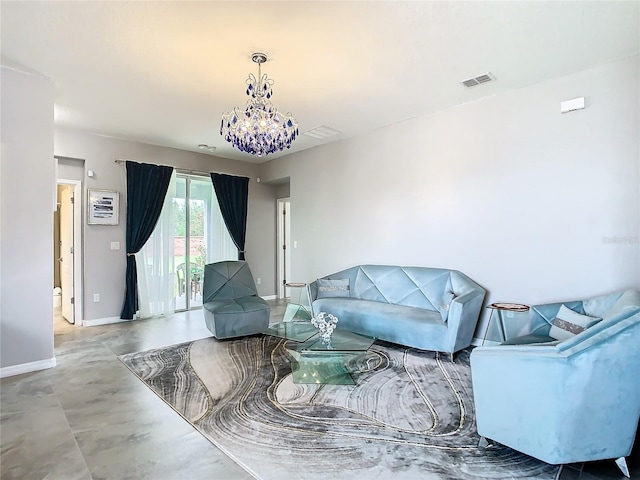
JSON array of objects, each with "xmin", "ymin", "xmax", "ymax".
[
  {"xmin": 1, "ymin": 357, "xmax": 56, "ymax": 378},
  {"xmin": 83, "ymin": 316, "xmax": 131, "ymax": 327},
  {"xmin": 262, "ymin": 294, "xmax": 277, "ymax": 300}
]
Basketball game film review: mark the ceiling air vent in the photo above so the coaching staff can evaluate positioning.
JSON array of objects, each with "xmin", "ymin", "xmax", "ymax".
[
  {"xmin": 303, "ymin": 126, "xmax": 342, "ymax": 140},
  {"xmin": 461, "ymin": 72, "xmax": 495, "ymax": 88}
]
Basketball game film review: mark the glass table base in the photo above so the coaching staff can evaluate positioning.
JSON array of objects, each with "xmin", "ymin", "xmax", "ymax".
[
  {"xmin": 290, "ymin": 353, "xmax": 366, "ymax": 385},
  {"xmin": 282, "ymin": 303, "xmax": 312, "ymax": 322},
  {"xmin": 288, "ymin": 330, "xmax": 376, "ymax": 385}
]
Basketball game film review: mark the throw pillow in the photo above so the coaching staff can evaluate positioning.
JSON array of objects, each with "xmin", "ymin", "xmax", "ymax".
[
  {"xmin": 549, "ymin": 304, "xmax": 602, "ymax": 341},
  {"xmin": 316, "ymin": 278, "xmax": 350, "ymax": 298}
]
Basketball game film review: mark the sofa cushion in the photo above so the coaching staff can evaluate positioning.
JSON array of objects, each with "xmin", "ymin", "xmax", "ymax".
[
  {"xmin": 312, "ymin": 297, "xmax": 448, "ymax": 351},
  {"xmin": 549, "ymin": 305, "xmax": 601, "ymax": 341},
  {"xmin": 603, "ymin": 289, "xmax": 640, "ymax": 321},
  {"xmin": 555, "ymin": 292, "xmax": 639, "ymax": 353},
  {"xmin": 204, "ymin": 296, "xmax": 269, "ymax": 314},
  {"xmin": 350, "ymin": 266, "xmax": 451, "ymax": 320},
  {"xmin": 582, "ymin": 292, "xmax": 622, "ymax": 318},
  {"xmin": 316, "ymin": 278, "xmax": 350, "ymax": 298}
]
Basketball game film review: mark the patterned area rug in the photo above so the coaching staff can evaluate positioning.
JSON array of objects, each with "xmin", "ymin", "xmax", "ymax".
[{"xmin": 119, "ymin": 335, "xmax": 559, "ymax": 480}]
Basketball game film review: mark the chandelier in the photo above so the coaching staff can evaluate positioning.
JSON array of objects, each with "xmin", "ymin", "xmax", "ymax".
[{"xmin": 220, "ymin": 53, "xmax": 298, "ymax": 157}]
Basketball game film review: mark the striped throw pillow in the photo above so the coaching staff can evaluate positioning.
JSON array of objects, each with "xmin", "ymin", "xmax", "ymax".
[{"xmin": 549, "ymin": 305, "xmax": 602, "ymax": 341}]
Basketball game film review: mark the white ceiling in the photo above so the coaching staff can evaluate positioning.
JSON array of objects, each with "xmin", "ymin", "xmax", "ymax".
[{"xmin": 1, "ymin": 1, "xmax": 638, "ymax": 163}]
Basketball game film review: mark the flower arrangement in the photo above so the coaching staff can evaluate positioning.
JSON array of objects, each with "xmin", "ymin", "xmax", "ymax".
[{"xmin": 311, "ymin": 312, "xmax": 339, "ymax": 344}]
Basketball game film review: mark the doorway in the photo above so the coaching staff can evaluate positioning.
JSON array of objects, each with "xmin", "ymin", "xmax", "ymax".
[
  {"xmin": 54, "ymin": 180, "xmax": 82, "ymax": 325},
  {"xmin": 277, "ymin": 198, "xmax": 291, "ymax": 299}
]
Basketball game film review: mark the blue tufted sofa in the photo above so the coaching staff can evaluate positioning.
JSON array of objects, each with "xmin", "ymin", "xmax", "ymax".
[
  {"xmin": 307, "ymin": 265, "xmax": 486, "ymax": 355},
  {"xmin": 470, "ymin": 289, "xmax": 640, "ymax": 476}
]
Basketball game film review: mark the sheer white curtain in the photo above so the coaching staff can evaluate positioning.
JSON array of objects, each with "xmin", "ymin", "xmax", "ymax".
[
  {"xmin": 206, "ymin": 183, "xmax": 236, "ymax": 263},
  {"xmin": 136, "ymin": 171, "xmax": 177, "ymax": 318}
]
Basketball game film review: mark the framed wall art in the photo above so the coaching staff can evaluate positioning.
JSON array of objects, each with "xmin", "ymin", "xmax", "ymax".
[{"xmin": 88, "ymin": 189, "xmax": 119, "ymax": 225}]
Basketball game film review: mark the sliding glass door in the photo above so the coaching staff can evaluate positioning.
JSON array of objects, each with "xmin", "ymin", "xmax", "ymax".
[{"xmin": 173, "ymin": 175, "xmax": 235, "ymax": 311}]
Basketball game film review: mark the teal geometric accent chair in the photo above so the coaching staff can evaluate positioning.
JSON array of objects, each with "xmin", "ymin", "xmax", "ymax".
[
  {"xmin": 470, "ymin": 289, "xmax": 640, "ymax": 477},
  {"xmin": 202, "ymin": 261, "xmax": 270, "ymax": 339}
]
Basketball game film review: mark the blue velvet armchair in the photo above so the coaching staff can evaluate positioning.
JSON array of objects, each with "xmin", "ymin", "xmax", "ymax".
[
  {"xmin": 470, "ymin": 290, "xmax": 640, "ymax": 477},
  {"xmin": 202, "ymin": 261, "xmax": 270, "ymax": 339}
]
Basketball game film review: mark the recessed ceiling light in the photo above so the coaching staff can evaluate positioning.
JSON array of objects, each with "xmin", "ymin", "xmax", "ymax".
[{"xmin": 198, "ymin": 144, "xmax": 216, "ymax": 153}]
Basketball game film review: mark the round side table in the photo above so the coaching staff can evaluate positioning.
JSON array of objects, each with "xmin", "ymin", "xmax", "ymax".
[{"xmin": 483, "ymin": 302, "xmax": 530, "ymax": 345}]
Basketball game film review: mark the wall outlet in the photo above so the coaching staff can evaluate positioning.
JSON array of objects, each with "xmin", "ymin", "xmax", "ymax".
[
  {"xmin": 93, "ymin": 293, "xmax": 100, "ymax": 302},
  {"xmin": 256, "ymin": 278, "xmax": 261, "ymax": 285}
]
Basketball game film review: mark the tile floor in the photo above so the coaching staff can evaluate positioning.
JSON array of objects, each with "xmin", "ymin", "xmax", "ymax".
[{"xmin": 1, "ymin": 300, "xmax": 637, "ymax": 480}]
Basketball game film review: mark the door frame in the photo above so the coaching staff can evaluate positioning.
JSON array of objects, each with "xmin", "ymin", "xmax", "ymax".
[
  {"xmin": 276, "ymin": 197, "xmax": 291, "ymax": 299},
  {"xmin": 57, "ymin": 179, "xmax": 83, "ymax": 326}
]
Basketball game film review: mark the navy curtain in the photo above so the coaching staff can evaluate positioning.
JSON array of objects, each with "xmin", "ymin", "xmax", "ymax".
[
  {"xmin": 120, "ymin": 161, "xmax": 173, "ymax": 319},
  {"xmin": 210, "ymin": 173, "xmax": 249, "ymax": 261}
]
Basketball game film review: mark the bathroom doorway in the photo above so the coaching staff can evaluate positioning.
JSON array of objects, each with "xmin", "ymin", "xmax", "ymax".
[{"xmin": 54, "ymin": 178, "xmax": 83, "ymax": 325}]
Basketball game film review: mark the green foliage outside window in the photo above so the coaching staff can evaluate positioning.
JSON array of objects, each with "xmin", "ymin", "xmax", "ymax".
[{"xmin": 173, "ymin": 199, "xmax": 205, "ymax": 236}]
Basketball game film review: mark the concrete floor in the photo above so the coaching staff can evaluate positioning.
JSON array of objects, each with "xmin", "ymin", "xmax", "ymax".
[
  {"xmin": 1, "ymin": 300, "xmax": 636, "ymax": 480},
  {"xmin": 1, "ymin": 301, "xmax": 285, "ymax": 480}
]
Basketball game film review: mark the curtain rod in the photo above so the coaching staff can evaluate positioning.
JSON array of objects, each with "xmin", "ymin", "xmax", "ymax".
[{"xmin": 114, "ymin": 159, "xmax": 250, "ymax": 179}]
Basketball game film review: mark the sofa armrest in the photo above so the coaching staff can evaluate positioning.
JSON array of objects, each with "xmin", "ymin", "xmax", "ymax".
[
  {"xmin": 471, "ymin": 343, "xmax": 561, "ymax": 359},
  {"xmin": 446, "ymin": 289, "xmax": 486, "ymax": 353},
  {"xmin": 470, "ymin": 346, "xmax": 570, "ymax": 455}
]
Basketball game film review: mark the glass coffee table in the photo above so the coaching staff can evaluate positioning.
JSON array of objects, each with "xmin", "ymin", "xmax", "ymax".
[
  {"xmin": 264, "ymin": 321, "xmax": 375, "ymax": 385},
  {"xmin": 263, "ymin": 321, "xmax": 318, "ymax": 343},
  {"xmin": 287, "ymin": 329, "xmax": 376, "ymax": 385}
]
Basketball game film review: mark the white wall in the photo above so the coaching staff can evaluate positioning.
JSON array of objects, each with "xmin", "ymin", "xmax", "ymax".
[
  {"xmin": 1, "ymin": 66, "xmax": 55, "ymax": 371},
  {"xmin": 57, "ymin": 156, "xmax": 85, "ymax": 181},
  {"xmin": 54, "ymin": 129, "xmax": 277, "ymax": 320},
  {"xmin": 260, "ymin": 56, "xmax": 640, "ymax": 313}
]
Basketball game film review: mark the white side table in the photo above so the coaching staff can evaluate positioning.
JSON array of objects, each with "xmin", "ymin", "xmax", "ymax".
[{"xmin": 482, "ymin": 302, "xmax": 530, "ymax": 344}]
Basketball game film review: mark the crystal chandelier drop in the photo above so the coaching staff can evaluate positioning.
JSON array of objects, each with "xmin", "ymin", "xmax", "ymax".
[{"xmin": 220, "ymin": 53, "xmax": 298, "ymax": 157}]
